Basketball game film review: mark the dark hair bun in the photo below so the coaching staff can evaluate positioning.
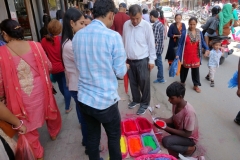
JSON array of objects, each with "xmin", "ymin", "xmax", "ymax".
[{"xmin": 0, "ymin": 19, "xmax": 24, "ymax": 39}]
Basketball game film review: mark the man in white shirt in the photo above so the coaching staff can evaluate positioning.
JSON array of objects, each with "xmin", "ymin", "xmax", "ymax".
[{"xmin": 123, "ymin": 4, "xmax": 156, "ymax": 115}]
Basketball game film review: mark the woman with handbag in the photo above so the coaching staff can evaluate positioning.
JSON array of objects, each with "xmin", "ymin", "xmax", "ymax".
[
  {"xmin": 165, "ymin": 14, "xmax": 186, "ymax": 67},
  {"xmin": 0, "ymin": 101, "xmax": 27, "ymax": 160},
  {"xmin": 41, "ymin": 19, "xmax": 73, "ymax": 114},
  {"xmin": 176, "ymin": 17, "xmax": 210, "ymax": 93},
  {"xmin": 0, "ymin": 19, "xmax": 62, "ymax": 160}
]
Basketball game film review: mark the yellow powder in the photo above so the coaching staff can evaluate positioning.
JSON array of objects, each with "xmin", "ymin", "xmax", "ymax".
[{"xmin": 120, "ymin": 136, "xmax": 127, "ymax": 153}]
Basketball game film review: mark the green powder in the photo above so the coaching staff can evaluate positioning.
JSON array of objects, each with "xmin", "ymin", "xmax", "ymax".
[{"xmin": 143, "ymin": 136, "xmax": 157, "ymax": 150}]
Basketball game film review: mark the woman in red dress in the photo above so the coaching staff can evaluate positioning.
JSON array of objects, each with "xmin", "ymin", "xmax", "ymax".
[{"xmin": 176, "ymin": 17, "xmax": 210, "ymax": 93}]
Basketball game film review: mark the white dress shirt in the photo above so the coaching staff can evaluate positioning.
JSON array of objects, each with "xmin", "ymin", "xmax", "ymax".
[{"xmin": 123, "ymin": 19, "xmax": 156, "ymax": 64}]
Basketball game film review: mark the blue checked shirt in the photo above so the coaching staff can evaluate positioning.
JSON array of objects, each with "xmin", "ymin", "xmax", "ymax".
[
  {"xmin": 152, "ymin": 20, "xmax": 164, "ymax": 55},
  {"xmin": 72, "ymin": 20, "xmax": 127, "ymax": 110}
]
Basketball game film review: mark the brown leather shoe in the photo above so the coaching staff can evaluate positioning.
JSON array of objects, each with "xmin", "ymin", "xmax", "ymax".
[{"xmin": 193, "ymin": 86, "xmax": 201, "ymax": 93}]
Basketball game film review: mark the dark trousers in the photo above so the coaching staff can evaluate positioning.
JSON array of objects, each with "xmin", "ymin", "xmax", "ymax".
[
  {"xmin": 52, "ymin": 72, "xmax": 71, "ymax": 110},
  {"xmin": 70, "ymin": 91, "xmax": 88, "ymax": 145},
  {"xmin": 180, "ymin": 65, "xmax": 201, "ymax": 86},
  {"xmin": 78, "ymin": 102, "xmax": 121, "ymax": 160},
  {"xmin": 162, "ymin": 135, "xmax": 196, "ymax": 154},
  {"xmin": 127, "ymin": 58, "xmax": 150, "ymax": 106},
  {"xmin": 235, "ymin": 111, "xmax": 240, "ymax": 122}
]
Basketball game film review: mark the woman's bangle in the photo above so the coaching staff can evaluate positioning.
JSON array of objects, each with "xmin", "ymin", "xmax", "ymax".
[{"xmin": 12, "ymin": 120, "xmax": 23, "ymax": 130}]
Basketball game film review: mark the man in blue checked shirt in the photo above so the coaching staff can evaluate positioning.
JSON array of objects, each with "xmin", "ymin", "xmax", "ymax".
[
  {"xmin": 72, "ymin": 0, "xmax": 127, "ymax": 159},
  {"xmin": 150, "ymin": 10, "xmax": 166, "ymax": 84}
]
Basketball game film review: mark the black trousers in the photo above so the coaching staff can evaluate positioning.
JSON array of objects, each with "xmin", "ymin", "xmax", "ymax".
[
  {"xmin": 235, "ymin": 111, "xmax": 240, "ymax": 122},
  {"xmin": 127, "ymin": 58, "xmax": 150, "ymax": 106},
  {"xmin": 162, "ymin": 135, "xmax": 196, "ymax": 154},
  {"xmin": 78, "ymin": 102, "xmax": 121, "ymax": 160},
  {"xmin": 180, "ymin": 65, "xmax": 201, "ymax": 86}
]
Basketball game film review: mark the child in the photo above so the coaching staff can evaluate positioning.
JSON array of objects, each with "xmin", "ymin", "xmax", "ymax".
[
  {"xmin": 205, "ymin": 40, "xmax": 223, "ymax": 87},
  {"xmin": 155, "ymin": 82, "xmax": 199, "ymax": 157}
]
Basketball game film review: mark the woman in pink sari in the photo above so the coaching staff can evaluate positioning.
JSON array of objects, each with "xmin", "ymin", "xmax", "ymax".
[{"xmin": 0, "ymin": 19, "xmax": 62, "ymax": 160}]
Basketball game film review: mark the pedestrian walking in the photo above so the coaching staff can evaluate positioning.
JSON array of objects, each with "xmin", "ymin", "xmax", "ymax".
[
  {"xmin": 123, "ymin": 4, "xmax": 156, "ymax": 115},
  {"xmin": 61, "ymin": 8, "xmax": 88, "ymax": 151},
  {"xmin": 0, "ymin": 19, "xmax": 62, "ymax": 160},
  {"xmin": 142, "ymin": 8, "xmax": 150, "ymax": 23},
  {"xmin": 232, "ymin": 3, "xmax": 239, "ymax": 40},
  {"xmin": 41, "ymin": 19, "xmax": 73, "ymax": 113},
  {"xmin": 165, "ymin": 14, "xmax": 186, "ymax": 67},
  {"xmin": 205, "ymin": 40, "xmax": 223, "ymax": 87},
  {"xmin": 111, "ymin": 2, "xmax": 129, "ymax": 36},
  {"xmin": 176, "ymin": 17, "xmax": 209, "ymax": 93},
  {"xmin": 158, "ymin": 10, "xmax": 169, "ymax": 37},
  {"xmin": 84, "ymin": 15, "xmax": 93, "ymax": 26},
  {"xmin": 72, "ymin": 0, "xmax": 127, "ymax": 159},
  {"xmin": 150, "ymin": 10, "xmax": 166, "ymax": 84},
  {"xmin": 156, "ymin": 82, "xmax": 199, "ymax": 157}
]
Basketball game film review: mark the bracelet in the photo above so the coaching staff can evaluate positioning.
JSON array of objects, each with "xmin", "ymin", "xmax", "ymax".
[{"xmin": 12, "ymin": 120, "xmax": 23, "ymax": 130}]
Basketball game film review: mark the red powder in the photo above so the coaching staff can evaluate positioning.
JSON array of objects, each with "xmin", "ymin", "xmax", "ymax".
[
  {"xmin": 137, "ymin": 118, "xmax": 151, "ymax": 131},
  {"xmin": 155, "ymin": 120, "xmax": 165, "ymax": 128},
  {"xmin": 124, "ymin": 120, "xmax": 138, "ymax": 132},
  {"xmin": 128, "ymin": 137, "xmax": 142, "ymax": 154}
]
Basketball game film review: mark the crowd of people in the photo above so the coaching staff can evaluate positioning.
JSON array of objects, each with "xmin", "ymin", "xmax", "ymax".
[{"xmin": 0, "ymin": 0, "xmax": 239, "ymax": 159}]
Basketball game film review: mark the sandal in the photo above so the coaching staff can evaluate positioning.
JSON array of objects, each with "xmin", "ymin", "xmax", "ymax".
[
  {"xmin": 65, "ymin": 107, "xmax": 73, "ymax": 114},
  {"xmin": 205, "ymin": 75, "xmax": 210, "ymax": 81},
  {"xmin": 193, "ymin": 86, "xmax": 201, "ymax": 93},
  {"xmin": 210, "ymin": 81, "xmax": 214, "ymax": 87},
  {"xmin": 51, "ymin": 136, "xmax": 57, "ymax": 141}
]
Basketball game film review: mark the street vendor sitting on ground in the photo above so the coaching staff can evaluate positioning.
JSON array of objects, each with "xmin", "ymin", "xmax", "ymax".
[{"xmin": 155, "ymin": 82, "xmax": 199, "ymax": 157}]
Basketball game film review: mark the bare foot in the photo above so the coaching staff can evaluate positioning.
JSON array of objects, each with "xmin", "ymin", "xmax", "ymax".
[{"xmin": 184, "ymin": 146, "xmax": 196, "ymax": 156}]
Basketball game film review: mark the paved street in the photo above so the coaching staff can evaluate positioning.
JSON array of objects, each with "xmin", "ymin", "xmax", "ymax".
[{"xmin": 38, "ymin": 22, "xmax": 240, "ymax": 160}]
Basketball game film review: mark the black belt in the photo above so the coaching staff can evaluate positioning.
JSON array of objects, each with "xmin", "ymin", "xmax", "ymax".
[{"xmin": 127, "ymin": 57, "xmax": 148, "ymax": 62}]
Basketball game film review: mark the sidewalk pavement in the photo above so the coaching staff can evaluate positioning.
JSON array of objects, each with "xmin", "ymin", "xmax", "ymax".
[{"xmin": 39, "ymin": 80, "xmax": 171, "ymax": 160}]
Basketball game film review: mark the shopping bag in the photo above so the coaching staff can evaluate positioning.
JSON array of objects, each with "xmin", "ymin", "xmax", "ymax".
[
  {"xmin": 124, "ymin": 74, "xmax": 128, "ymax": 93},
  {"xmin": 169, "ymin": 58, "xmax": 179, "ymax": 77},
  {"xmin": 0, "ymin": 120, "xmax": 17, "ymax": 138},
  {"xmin": 176, "ymin": 59, "xmax": 181, "ymax": 76},
  {"xmin": 15, "ymin": 135, "xmax": 35, "ymax": 160},
  {"xmin": 228, "ymin": 71, "xmax": 238, "ymax": 88}
]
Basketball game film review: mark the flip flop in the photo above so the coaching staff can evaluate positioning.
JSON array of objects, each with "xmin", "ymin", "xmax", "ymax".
[{"xmin": 65, "ymin": 107, "xmax": 73, "ymax": 114}]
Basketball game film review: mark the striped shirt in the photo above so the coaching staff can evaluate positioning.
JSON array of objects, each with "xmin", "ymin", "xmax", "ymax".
[
  {"xmin": 152, "ymin": 20, "xmax": 164, "ymax": 55},
  {"xmin": 72, "ymin": 20, "xmax": 127, "ymax": 110}
]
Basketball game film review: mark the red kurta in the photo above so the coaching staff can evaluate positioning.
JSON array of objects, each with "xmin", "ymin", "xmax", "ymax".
[{"xmin": 183, "ymin": 36, "xmax": 200, "ymax": 68}]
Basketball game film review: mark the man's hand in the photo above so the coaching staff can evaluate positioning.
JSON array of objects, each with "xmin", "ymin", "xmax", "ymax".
[
  {"xmin": 148, "ymin": 63, "xmax": 154, "ymax": 71},
  {"xmin": 126, "ymin": 63, "xmax": 130, "ymax": 70},
  {"xmin": 237, "ymin": 89, "xmax": 240, "ymax": 98}
]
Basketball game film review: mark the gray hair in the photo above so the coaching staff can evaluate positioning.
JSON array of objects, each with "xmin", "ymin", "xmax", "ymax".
[{"xmin": 129, "ymin": 4, "xmax": 142, "ymax": 16}]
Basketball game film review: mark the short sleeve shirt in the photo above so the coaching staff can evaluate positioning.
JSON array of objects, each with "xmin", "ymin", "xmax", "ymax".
[
  {"xmin": 208, "ymin": 49, "xmax": 222, "ymax": 68},
  {"xmin": 172, "ymin": 102, "xmax": 199, "ymax": 143}
]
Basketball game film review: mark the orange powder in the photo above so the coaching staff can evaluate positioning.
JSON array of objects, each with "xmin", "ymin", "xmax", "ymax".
[{"xmin": 128, "ymin": 137, "xmax": 142, "ymax": 154}]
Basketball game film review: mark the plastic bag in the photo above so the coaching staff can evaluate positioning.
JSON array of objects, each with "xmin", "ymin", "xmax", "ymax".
[
  {"xmin": 169, "ymin": 58, "xmax": 179, "ymax": 77},
  {"xmin": 228, "ymin": 71, "xmax": 238, "ymax": 88},
  {"xmin": 15, "ymin": 135, "xmax": 35, "ymax": 160},
  {"xmin": 176, "ymin": 59, "xmax": 181, "ymax": 76}
]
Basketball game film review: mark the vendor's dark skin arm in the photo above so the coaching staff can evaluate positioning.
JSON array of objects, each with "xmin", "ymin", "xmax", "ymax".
[
  {"xmin": 237, "ymin": 58, "xmax": 240, "ymax": 97},
  {"xmin": 164, "ymin": 126, "xmax": 192, "ymax": 138}
]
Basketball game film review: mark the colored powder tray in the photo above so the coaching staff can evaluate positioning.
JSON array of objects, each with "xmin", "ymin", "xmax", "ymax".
[
  {"xmin": 123, "ymin": 119, "xmax": 139, "ymax": 136},
  {"xmin": 141, "ymin": 133, "xmax": 160, "ymax": 154},
  {"xmin": 134, "ymin": 153, "xmax": 178, "ymax": 160},
  {"xmin": 136, "ymin": 117, "xmax": 152, "ymax": 133},
  {"xmin": 120, "ymin": 135, "xmax": 128, "ymax": 159},
  {"xmin": 127, "ymin": 135, "xmax": 143, "ymax": 157}
]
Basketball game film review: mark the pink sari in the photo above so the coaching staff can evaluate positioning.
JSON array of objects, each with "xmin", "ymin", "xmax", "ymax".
[{"xmin": 0, "ymin": 41, "xmax": 61, "ymax": 158}]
